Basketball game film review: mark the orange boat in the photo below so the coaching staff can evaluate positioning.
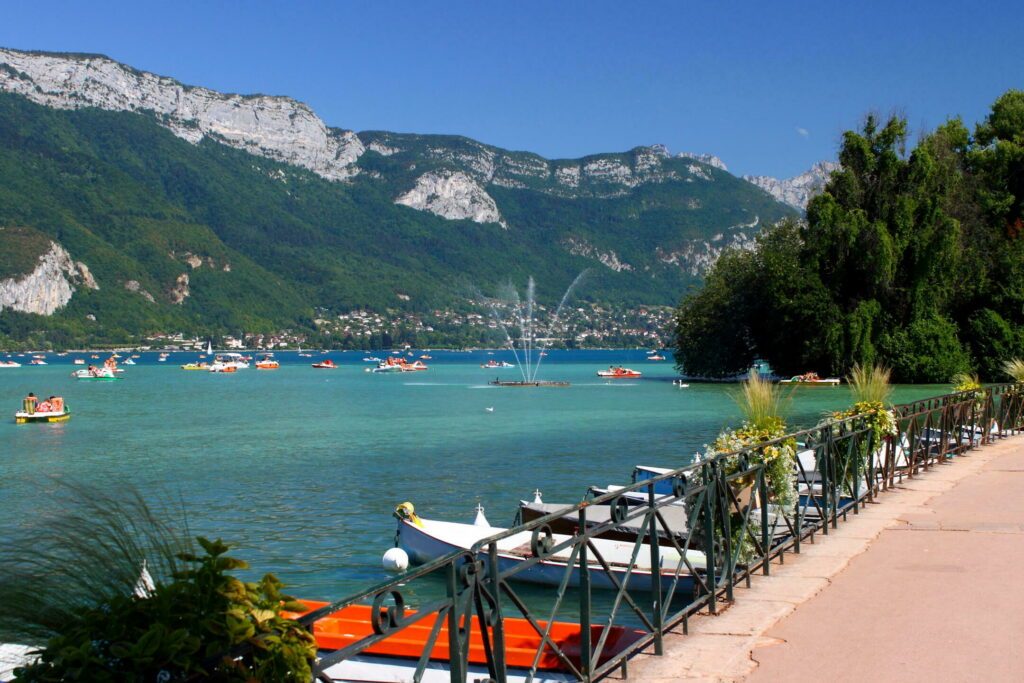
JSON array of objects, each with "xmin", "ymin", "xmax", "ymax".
[
  {"xmin": 312, "ymin": 359, "xmax": 337, "ymax": 369},
  {"xmin": 287, "ymin": 601, "xmax": 643, "ymax": 672},
  {"xmin": 255, "ymin": 354, "xmax": 280, "ymax": 370}
]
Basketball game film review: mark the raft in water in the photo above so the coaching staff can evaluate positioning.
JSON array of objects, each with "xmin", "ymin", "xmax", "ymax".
[{"xmin": 489, "ymin": 380, "xmax": 570, "ymax": 387}]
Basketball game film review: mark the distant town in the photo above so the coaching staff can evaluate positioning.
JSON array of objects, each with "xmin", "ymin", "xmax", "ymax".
[{"xmin": 140, "ymin": 303, "xmax": 674, "ymax": 351}]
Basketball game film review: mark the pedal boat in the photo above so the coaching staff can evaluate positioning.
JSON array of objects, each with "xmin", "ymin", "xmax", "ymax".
[
  {"xmin": 284, "ymin": 600, "xmax": 644, "ymax": 677},
  {"xmin": 596, "ymin": 367, "xmax": 642, "ymax": 379}
]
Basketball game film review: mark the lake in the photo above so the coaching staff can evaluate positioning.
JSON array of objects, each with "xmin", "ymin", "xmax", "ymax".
[{"xmin": 0, "ymin": 349, "xmax": 946, "ymax": 600}]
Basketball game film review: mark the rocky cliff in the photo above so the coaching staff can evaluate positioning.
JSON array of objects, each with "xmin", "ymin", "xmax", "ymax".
[
  {"xmin": 0, "ymin": 48, "xmax": 365, "ymax": 180},
  {"xmin": 743, "ymin": 161, "xmax": 838, "ymax": 211},
  {"xmin": 0, "ymin": 240, "xmax": 97, "ymax": 315}
]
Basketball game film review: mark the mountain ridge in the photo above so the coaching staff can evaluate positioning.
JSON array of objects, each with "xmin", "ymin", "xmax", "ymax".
[{"xmin": 0, "ymin": 47, "xmax": 797, "ymax": 347}]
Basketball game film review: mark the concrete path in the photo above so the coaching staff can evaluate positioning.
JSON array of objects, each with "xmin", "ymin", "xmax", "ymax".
[{"xmin": 622, "ymin": 436, "xmax": 1024, "ymax": 683}]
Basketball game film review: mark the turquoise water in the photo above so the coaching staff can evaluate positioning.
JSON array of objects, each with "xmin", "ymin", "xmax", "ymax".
[{"xmin": 0, "ymin": 350, "xmax": 945, "ymax": 600}]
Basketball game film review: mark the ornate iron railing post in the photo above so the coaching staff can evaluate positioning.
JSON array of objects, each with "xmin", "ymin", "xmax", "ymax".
[
  {"xmin": 446, "ymin": 562, "xmax": 467, "ymax": 683},
  {"xmin": 487, "ymin": 542, "xmax": 507, "ymax": 683},
  {"xmin": 578, "ymin": 507, "xmax": 592, "ymax": 681},
  {"xmin": 648, "ymin": 482, "xmax": 664, "ymax": 655},
  {"xmin": 759, "ymin": 461, "xmax": 770, "ymax": 576},
  {"xmin": 702, "ymin": 460, "xmax": 717, "ymax": 615}
]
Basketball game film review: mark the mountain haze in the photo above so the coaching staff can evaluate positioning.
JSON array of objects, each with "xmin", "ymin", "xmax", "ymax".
[{"xmin": 0, "ymin": 48, "xmax": 796, "ymax": 345}]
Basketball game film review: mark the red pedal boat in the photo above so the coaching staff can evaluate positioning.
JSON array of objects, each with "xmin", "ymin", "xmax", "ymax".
[
  {"xmin": 287, "ymin": 601, "xmax": 643, "ymax": 672},
  {"xmin": 596, "ymin": 366, "xmax": 642, "ymax": 379}
]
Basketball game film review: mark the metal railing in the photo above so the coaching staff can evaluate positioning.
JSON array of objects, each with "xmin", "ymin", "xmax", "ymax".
[{"xmin": 292, "ymin": 383, "xmax": 1023, "ymax": 682}]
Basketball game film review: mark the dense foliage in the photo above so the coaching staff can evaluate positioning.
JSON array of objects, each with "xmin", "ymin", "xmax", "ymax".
[
  {"xmin": 15, "ymin": 538, "xmax": 316, "ymax": 682},
  {"xmin": 0, "ymin": 483, "xmax": 316, "ymax": 682},
  {"xmin": 674, "ymin": 91, "xmax": 1024, "ymax": 381},
  {"xmin": 0, "ymin": 93, "xmax": 793, "ymax": 348}
]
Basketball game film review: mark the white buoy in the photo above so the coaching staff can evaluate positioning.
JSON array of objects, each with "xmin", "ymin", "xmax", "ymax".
[
  {"xmin": 473, "ymin": 503, "xmax": 490, "ymax": 527},
  {"xmin": 382, "ymin": 547, "xmax": 409, "ymax": 572}
]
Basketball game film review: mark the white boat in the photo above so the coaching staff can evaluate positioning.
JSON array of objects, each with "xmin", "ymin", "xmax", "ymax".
[
  {"xmin": 395, "ymin": 505, "xmax": 705, "ymax": 593},
  {"xmin": 0, "ymin": 361, "xmax": 21, "ymax": 368},
  {"xmin": 210, "ymin": 352, "xmax": 249, "ymax": 370},
  {"xmin": 73, "ymin": 359, "xmax": 85, "ymax": 365},
  {"xmin": 122, "ymin": 358, "xmax": 136, "ymax": 365}
]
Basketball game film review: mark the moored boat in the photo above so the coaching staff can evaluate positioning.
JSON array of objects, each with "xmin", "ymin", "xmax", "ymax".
[
  {"xmin": 481, "ymin": 359, "xmax": 515, "ymax": 369},
  {"xmin": 596, "ymin": 366, "xmax": 642, "ymax": 379},
  {"xmin": 394, "ymin": 503, "xmax": 704, "ymax": 593},
  {"xmin": 312, "ymin": 359, "xmax": 337, "ymax": 369},
  {"xmin": 285, "ymin": 600, "xmax": 643, "ymax": 675},
  {"xmin": 181, "ymin": 362, "xmax": 209, "ymax": 371},
  {"xmin": 0, "ymin": 360, "xmax": 21, "ymax": 368}
]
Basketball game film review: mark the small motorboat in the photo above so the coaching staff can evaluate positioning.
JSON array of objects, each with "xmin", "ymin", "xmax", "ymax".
[
  {"xmin": 255, "ymin": 354, "xmax": 279, "ymax": 370},
  {"xmin": 481, "ymin": 359, "xmax": 515, "ymax": 369},
  {"xmin": 0, "ymin": 360, "xmax": 22, "ymax": 368},
  {"xmin": 73, "ymin": 359, "xmax": 85, "ymax": 365},
  {"xmin": 362, "ymin": 356, "xmax": 381, "ymax": 362},
  {"xmin": 597, "ymin": 366, "xmax": 642, "ymax": 379},
  {"xmin": 181, "ymin": 362, "xmax": 209, "ymax": 371},
  {"xmin": 420, "ymin": 354, "xmax": 432, "ymax": 360},
  {"xmin": 312, "ymin": 359, "xmax": 337, "ymax": 369},
  {"xmin": 394, "ymin": 503, "xmax": 704, "ymax": 593},
  {"xmin": 122, "ymin": 358, "xmax": 136, "ymax": 365},
  {"xmin": 647, "ymin": 354, "xmax": 666, "ymax": 361},
  {"xmin": 208, "ymin": 363, "xmax": 237, "ymax": 373},
  {"xmin": 29, "ymin": 359, "xmax": 47, "ymax": 365},
  {"xmin": 15, "ymin": 397, "xmax": 70, "ymax": 424},
  {"xmin": 779, "ymin": 372, "xmax": 841, "ymax": 386},
  {"xmin": 211, "ymin": 353, "xmax": 249, "ymax": 370}
]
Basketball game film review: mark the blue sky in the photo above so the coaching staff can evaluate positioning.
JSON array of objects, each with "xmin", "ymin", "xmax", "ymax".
[{"xmin": 1, "ymin": 1, "xmax": 1021, "ymax": 178}]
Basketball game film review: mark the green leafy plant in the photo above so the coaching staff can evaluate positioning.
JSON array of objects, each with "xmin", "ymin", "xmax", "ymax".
[{"xmin": 0, "ymin": 482, "xmax": 316, "ymax": 682}]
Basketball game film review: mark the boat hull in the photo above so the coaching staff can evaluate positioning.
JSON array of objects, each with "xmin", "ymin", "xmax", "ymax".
[
  {"xmin": 397, "ymin": 519, "xmax": 696, "ymax": 594},
  {"xmin": 15, "ymin": 411, "xmax": 70, "ymax": 424}
]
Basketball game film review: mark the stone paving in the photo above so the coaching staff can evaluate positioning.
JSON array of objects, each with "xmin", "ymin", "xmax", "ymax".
[{"xmin": 620, "ymin": 436, "xmax": 1024, "ymax": 682}]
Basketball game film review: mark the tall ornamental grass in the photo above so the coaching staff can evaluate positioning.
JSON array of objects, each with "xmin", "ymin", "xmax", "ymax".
[
  {"xmin": 848, "ymin": 362, "xmax": 893, "ymax": 405},
  {"xmin": 735, "ymin": 368, "xmax": 787, "ymax": 430},
  {"xmin": 1003, "ymin": 358, "xmax": 1024, "ymax": 383}
]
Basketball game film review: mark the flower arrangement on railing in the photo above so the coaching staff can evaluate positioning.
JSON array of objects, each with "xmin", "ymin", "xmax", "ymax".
[
  {"xmin": 828, "ymin": 400, "xmax": 898, "ymax": 495},
  {"xmin": 690, "ymin": 370, "xmax": 796, "ymax": 564},
  {"xmin": 952, "ymin": 372, "xmax": 987, "ymax": 415},
  {"xmin": 706, "ymin": 418, "xmax": 798, "ymax": 509}
]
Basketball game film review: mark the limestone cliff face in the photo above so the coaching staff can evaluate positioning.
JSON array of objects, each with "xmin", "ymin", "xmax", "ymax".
[
  {"xmin": 0, "ymin": 241, "xmax": 98, "ymax": 315},
  {"xmin": 744, "ymin": 161, "xmax": 838, "ymax": 211},
  {"xmin": 0, "ymin": 48, "xmax": 364, "ymax": 180},
  {"xmin": 395, "ymin": 170, "xmax": 506, "ymax": 227}
]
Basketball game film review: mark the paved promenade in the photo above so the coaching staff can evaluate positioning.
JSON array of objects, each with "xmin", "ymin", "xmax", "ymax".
[{"xmin": 625, "ymin": 435, "xmax": 1024, "ymax": 682}]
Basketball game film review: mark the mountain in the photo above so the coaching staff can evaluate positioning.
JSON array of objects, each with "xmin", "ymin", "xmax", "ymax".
[
  {"xmin": 743, "ymin": 161, "xmax": 839, "ymax": 211},
  {"xmin": 0, "ymin": 48, "xmax": 797, "ymax": 346}
]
